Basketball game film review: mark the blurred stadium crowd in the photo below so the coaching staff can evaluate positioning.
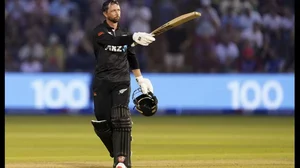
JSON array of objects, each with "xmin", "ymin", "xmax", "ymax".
[{"xmin": 5, "ymin": 0, "xmax": 294, "ymax": 73}]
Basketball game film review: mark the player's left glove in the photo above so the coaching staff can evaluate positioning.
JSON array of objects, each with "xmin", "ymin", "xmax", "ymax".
[{"xmin": 136, "ymin": 76, "xmax": 153, "ymax": 94}]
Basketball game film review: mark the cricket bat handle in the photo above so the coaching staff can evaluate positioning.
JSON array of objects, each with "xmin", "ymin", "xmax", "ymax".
[{"xmin": 131, "ymin": 42, "xmax": 137, "ymax": 47}]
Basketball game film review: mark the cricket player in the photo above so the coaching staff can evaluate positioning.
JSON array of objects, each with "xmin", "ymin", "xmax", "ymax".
[{"xmin": 90, "ymin": 0, "xmax": 155, "ymax": 168}]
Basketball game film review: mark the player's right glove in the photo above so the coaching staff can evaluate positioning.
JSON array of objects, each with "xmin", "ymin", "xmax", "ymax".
[{"xmin": 132, "ymin": 32, "xmax": 155, "ymax": 46}]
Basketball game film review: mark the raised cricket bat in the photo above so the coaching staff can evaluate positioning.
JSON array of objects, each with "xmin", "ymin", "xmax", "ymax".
[{"xmin": 131, "ymin": 11, "xmax": 201, "ymax": 47}]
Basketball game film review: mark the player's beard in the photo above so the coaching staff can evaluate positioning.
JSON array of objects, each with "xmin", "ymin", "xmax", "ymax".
[{"xmin": 108, "ymin": 16, "xmax": 120, "ymax": 23}]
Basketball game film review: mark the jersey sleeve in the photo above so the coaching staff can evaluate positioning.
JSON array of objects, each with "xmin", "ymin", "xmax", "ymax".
[
  {"xmin": 94, "ymin": 28, "xmax": 134, "ymax": 46},
  {"xmin": 127, "ymin": 46, "xmax": 140, "ymax": 70}
]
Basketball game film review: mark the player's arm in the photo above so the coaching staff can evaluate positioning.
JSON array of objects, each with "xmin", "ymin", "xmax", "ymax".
[
  {"xmin": 127, "ymin": 47, "xmax": 154, "ymax": 94},
  {"xmin": 94, "ymin": 28, "xmax": 155, "ymax": 46},
  {"xmin": 127, "ymin": 46, "xmax": 140, "ymax": 75},
  {"xmin": 94, "ymin": 29, "xmax": 134, "ymax": 46}
]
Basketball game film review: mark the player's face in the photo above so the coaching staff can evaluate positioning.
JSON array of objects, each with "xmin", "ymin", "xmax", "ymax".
[{"xmin": 105, "ymin": 4, "xmax": 121, "ymax": 23}]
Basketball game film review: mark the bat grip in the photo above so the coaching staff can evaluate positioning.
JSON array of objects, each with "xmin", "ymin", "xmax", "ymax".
[{"xmin": 131, "ymin": 42, "xmax": 137, "ymax": 47}]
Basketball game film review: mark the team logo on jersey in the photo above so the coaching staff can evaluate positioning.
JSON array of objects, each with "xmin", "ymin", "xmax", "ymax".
[{"xmin": 105, "ymin": 45, "xmax": 128, "ymax": 52}]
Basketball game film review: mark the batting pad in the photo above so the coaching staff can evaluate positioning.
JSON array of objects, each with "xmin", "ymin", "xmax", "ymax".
[
  {"xmin": 91, "ymin": 120, "xmax": 114, "ymax": 158},
  {"xmin": 111, "ymin": 106, "xmax": 132, "ymax": 168}
]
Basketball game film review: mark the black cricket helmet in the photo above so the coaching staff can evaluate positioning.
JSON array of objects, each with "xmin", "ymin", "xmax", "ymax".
[{"xmin": 132, "ymin": 88, "xmax": 158, "ymax": 117}]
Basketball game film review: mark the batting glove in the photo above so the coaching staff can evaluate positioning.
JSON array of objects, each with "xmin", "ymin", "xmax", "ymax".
[
  {"xmin": 136, "ymin": 76, "xmax": 153, "ymax": 94},
  {"xmin": 132, "ymin": 32, "xmax": 155, "ymax": 46}
]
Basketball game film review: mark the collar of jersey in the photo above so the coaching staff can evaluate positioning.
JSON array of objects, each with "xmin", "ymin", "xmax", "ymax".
[{"xmin": 103, "ymin": 20, "xmax": 120, "ymax": 30}]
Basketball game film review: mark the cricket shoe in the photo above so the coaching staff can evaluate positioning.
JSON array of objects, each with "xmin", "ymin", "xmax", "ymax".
[{"xmin": 115, "ymin": 163, "xmax": 127, "ymax": 168}]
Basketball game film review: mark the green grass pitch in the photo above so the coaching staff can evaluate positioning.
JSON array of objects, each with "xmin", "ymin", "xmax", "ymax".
[{"xmin": 5, "ymin": 115, "xmax": 294, "ymax": 168}]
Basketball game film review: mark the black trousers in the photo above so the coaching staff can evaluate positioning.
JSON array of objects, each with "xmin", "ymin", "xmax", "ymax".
[{"xmin": 92, "ymin": 78, "xmax": 131, "ymax": 121}]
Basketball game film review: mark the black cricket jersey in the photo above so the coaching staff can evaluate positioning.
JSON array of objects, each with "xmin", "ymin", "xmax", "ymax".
[{"xmin": 91, "ymin": 20, "xmax": 140, "ymax": 82}]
